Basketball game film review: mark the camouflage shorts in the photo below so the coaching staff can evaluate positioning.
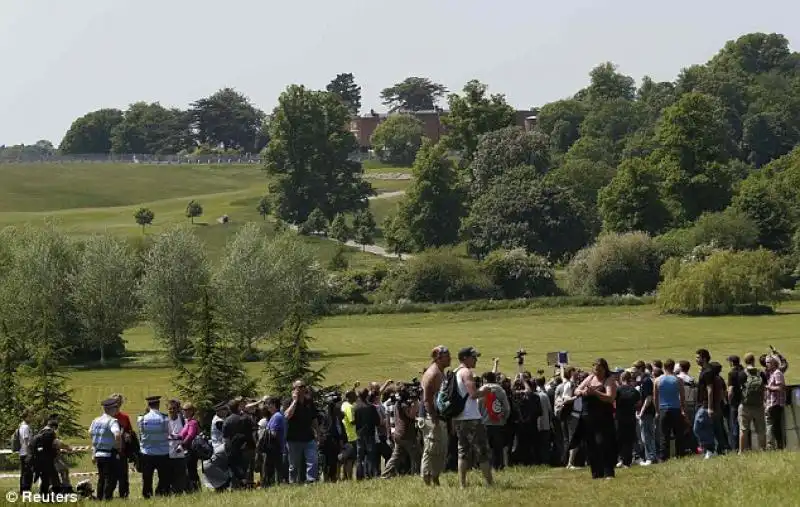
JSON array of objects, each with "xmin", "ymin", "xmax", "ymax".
[{"xmin": 453, "ymin": 419, "xmax": 490, "ymax": 463}]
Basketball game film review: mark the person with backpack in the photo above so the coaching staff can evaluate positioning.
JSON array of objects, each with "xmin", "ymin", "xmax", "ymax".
[
  {"xmin": 29, "ymin": 419, "xmax": 60, "ymax": 494},
  {"xmin": 258, "ymin": 397, "xmax": 287, "ymax": 487},
  {"xmin": 451, "ymin": 347, "xmax": 493, "ymax": 488},
  {"xmin": 738, "ymin": 353, "xmax": 766, "ymax": 452},
  {"xmin": 478, "ymin": 371, "xmax": 510, "ymax": 470},
  {"xmin": 13, "ymin": 409, "xmax": 34, "ymax": 493},
  {"xmin": 420, "ymin": 345, "xmax": 451, "ymax": 486},
  {"xmin": 89, "ymin": 398, "xmax": 123, "ymax": 500}
]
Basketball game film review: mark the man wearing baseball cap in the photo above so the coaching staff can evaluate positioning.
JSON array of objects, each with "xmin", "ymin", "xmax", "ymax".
[{"xmin": 453, "ymin": 347, "xmax": 493, "ymax": 488}]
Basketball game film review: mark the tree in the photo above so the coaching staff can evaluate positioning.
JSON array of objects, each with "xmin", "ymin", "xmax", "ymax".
[
  {"xmin": 382, "ymin": 212, "xmax": 414, "ymax": 258},
  {"xmin": 139, "ymin": 227, "xmax": 210, "ymax": 361},
  {"xmin": 134, "ymin": 207, "xmax": 155, "ymax": 232},
  {"xmin": 442, "ymin": 80, "xmax": 516, "ymax": 162},
  {"xmin": 732, "ymin": 175, "xmax": 795, "ymax": 251},
  {"xmin": 353, "ymin": 209, "xmax": 377, "ymax": 251},
  {"xmin": 186, "ymin": 200, "xmax": 203, "ymax": 224},
  {"xmin": 262, "ymin": 316, "xmax": 327, "ymax": 398},
  {"xmin": 300, "ymin": 208, "xmax": 329, "ymax": 236},
  {"xmin": 256, "ymin": 196, "xmax": 271, "ymax": 220},
  {"xmin": 111, "ymin": 102, "xmax": 192, "ymax": 154},
  {"xmin": 398, "ymin": 141, "xmax": 464, "ymax": 250},
  {"xmin": 264, "ymin": 85, "xmax": 373, "ymax": 224},
  {"xmin": 546, "ymin": 158, "xmax": 615, "ymax": 208},
  {"xmin": 214, "ymin": 226, "xmax": 327, "ymax": 355},
  {"xmin": 59, "ymin": 108, "xmax": 124, "ymax": 154},
  {"xmin": 380, "ymin": 77, "xmax": 448, "ymax": 112},
  {"xmin": 173, "ymin": 291, "xmax": 256, "ymax": 428},
  {"xmin": 370, "ymin": 114, "xmax": 424, "ymax": 167},
  {"xmin": 0, "ymin": 326, "xmax": 22, "ymax": 440},
  {"xmin": 329, "ymin": 213, "xmax": 352, "ymax": 243},
  {"xmin": 598, "ymin": 159, "xmax": 671, "ymax": 235},
  {"xmin": 326, "ymin": 73, "xmax": 362, "ymax": 116},
  {"xmin": 743, "ymin": 112, "xmax": 798, "ymax": 168},
  {"xmin": 189, "ymin": 88, "xmax": 265, "ymax": 152},
  {"xmin": 462, "ymin": 166, "xmax": 591, "ymax": 260},
  {"xmin": 469, "ymin": 127, "xmax": 550, "ymax": 194},
  {"xmin": 18, "ymin": 347, "xmax": 81, "ymax": 437},
  {"xmin": 586, "ymin": 62, "xmax": 636, "ymax": 102},
  {"xmin": 535, "ymin": 99, "xmax": 587, "ymax": 154},
  {"xmin": 69, "ymin": 235, "xmax": 139, "ymax": 365}
]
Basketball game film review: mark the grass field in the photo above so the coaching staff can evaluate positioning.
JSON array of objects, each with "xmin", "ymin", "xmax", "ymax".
[
  {"xmin": 1, "ymin": 451, "xmax": 797, "ymax": 505},
  {"xmin": 0, "ymin": 162, "xmax": 409, "ymax": 266}
]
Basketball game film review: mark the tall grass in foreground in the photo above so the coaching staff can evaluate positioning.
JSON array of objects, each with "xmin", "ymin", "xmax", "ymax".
[{"xmin": 1, "ymin": 452, "xmax": 796, "ymax": 506}]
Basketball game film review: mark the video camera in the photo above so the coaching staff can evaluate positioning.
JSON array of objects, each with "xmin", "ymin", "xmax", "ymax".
[
  {"xmin": 322, "ymin": 390, "xmax": 342, "ymax": 405},
  {"xmin": 515, "ymin": 349, "xmax": 527, "ymax": 366},
  {"xmin": 392, "ymin": 378, "xmax": 422, "ymax": 406}
]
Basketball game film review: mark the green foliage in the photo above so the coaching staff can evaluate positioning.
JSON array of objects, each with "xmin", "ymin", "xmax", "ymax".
[
  {"xmin": 329, "ymin": 213, "xmax": 352, "ymax": 243},
  {"xmin": 586, "ymin": 62, "xmax": 636, "ymax": 102},
  {"xmin": 327, "ymin": 244, "xmax": 349, "ymax": 271},
  {"xmin": 535, "ymin": 99, "xmax": 587, "ymax": 154},
  {"xmin": 370, "ymin": 114, "xmax": 424, "ymax": 166},
  {"xmin": 0, "ymin": 140, "xmax": 55, "ymax": 162},
  {"xmin": 111, "ymin": 102, "xmax": 192, "ymax": 154},
  {"xmin": 398, "ymin": 141, "xmax": 464, "ymax": 250},
  {"xmin": 656, "ymin": 209, "xmax": 760, "ymax": 256},
  {"xmin": 18, "ymin": 347, "xmax": 81, "ymax": 438},
  {"xmin": 0, "ymin": 328, "xmax": 22, "ymax": 441},
  {"xmin": 139, "ymin": 227, "xmax": 210, "ymax": 360},
  {"xmin": 326, "ymin": 73, "xmax": 362, "ymax": 116},
  {"xmin": 173, "ymin": 292, "xmax": 256, "ymax": 429},
  {"xmin": 353, "ymin": 209, "xmax": 377, "ymax": 250},
  {"xmin": 481, "ymin": 249, "xmax": 559, "ymax": 299},
  {"xmin": 442, "ymin": 79, "xmax": 517, "ymax": 162},
  {"xmin": 265, "ymin": 85, "xmax": 373, "ymax": 224},
  {"xmin": 463, "ymin": 165, "xmax": 591, "ymax": 260},
  {"xmin": 327, "ymin": 266, "xmax": 388, "ymax": 304},
  {"xmin": 262, "ymin": 317, "xmax": 327, "ymax": 398},
  {"xmin": 468, "ymin": 126, "xmax": 551, "ymax": 195},
  {"xmin": 658, "ymin": 248, "xmax": 782, "ymax": 315},
  {"xmin": 566, "ymin": 232, "xmax": 664, "ymax": 297},
  {"xmin": 133, "ymin": 207, "xmax": 155, "ymax": 231},
  {"xmin": 599, "ymin": 158, "xmax": 670, "ymax": 235},
  {"xmin": 69, "ymin": 235, "xmax": 139, "ymax": 365},
  {"xmin": 58, "ymin": 108, "xmax": 124, "ymax": 154},
  {"xmin": 300, "ymin": 208, "xmax": 329, "ymax": 236},
  {"xmin": 546, "ymin": 158, "xmax": 615, "ymax": 207},
  {"xmin": 732, "ymin": 174, "xmax": 796, "ymax": 251},
  {"xmin": 189, "ymin": 87, "xmax": 265, "ymax": 152},
  {"xmin": 379, "ymin": 249, "xmax": 497, "ymax": 303},
  {"xmin": 185, "ymin": 200, "xmax": 203, "ymax": 223},
  {"xmin": 256, "ymin": 196, "xmax": 271, "ymax": 220},
  {"xmin": 382, "ymin": 212, "xmax": 414, "ymax": 258},
  {"xmin": 380, "ymin": 77, "xmax": 448, "ymax": 112}
]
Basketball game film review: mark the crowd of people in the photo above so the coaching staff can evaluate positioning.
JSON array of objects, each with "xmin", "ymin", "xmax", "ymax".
[{"xmin": 10, "ymin": 345, "xmax": 791, "ymax": 499}]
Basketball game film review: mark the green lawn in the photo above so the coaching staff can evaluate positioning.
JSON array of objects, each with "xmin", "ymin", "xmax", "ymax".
[{"xmin": 60, "ymin": 303, "xmax": 800, "ymax": 431}]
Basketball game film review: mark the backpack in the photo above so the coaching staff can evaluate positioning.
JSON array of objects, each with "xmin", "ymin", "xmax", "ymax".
[
  {"xmin": 484, "ymin": 390, "xmax": 502, "ymax": 423},
  {"xmin": 28, "ymin": 428, "xmax": 56, "ymax": 460},
  {"xmin": 191, "ymin": 434, "xmax": 214, "ymax": 461},
  {"xmin": 257, "ymin": 427, "xmax": 276, "ymax": 454},
  {"xmin": 436, "ymin": 368, "xmax": 467, "ymax": 419},
  {"xmin": 741, "ymin": 371, "xmax": 764, "ymax": 406},
  {"xmin": 10, "ymin": 427, "xmax": 21, "ymax": 453}
]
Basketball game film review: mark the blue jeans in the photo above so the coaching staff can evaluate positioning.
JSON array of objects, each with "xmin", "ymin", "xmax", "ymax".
[
  {"xmin": 639, "ymin": 413, "xmax": 657, "ymax": 462},
  {"xmin": 356, "ymin": 436, "xmax": 378, "ymax": 479},
  {"xmin": 287, "ymin": 440, "xmax": 318, "ymax": 484},
  {"xmin": 693, "ymin": 408, "xmax": 715, "ymax": 451}
]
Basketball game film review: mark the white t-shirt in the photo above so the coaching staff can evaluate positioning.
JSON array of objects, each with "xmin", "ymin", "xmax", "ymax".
[
  {"xmin": 168, "ymin": 417, "xmax": 185, "ymax": 459},
  {"xmin": 537, "ymin": 392, "xmax": 553, "ymax": 432},
  {"xmin": 454, "ymin": 367, "xmax": 481, "ymax": 421},
  {"xmin": 18, "ymin": 422, "xmax": 31, "ymax": 457},
  {"xmin": 562, "ymin": 380, "xmax": 583, "ymax": 414}
]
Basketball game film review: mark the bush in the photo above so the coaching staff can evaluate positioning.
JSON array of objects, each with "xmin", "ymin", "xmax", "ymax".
[
  {"xmin": 378, "ymin": 249, "xmax": 497, "ymax": 303},
  {"xmin": 654, "ymin": 209, "xmax": 759, "ymax": 256},
  {"xmin": 657, "ymin": 249, "xmax": 782, "ymax": 315},
  {"xmin": 327, "ymin": 264, "xmax": 390, "ymax": 304},
  {"xmin": 565, "ymin": 232, "xmax": 663, "ymax": 297},
  {"xmin": 481, "ymin": 249, "xmax": 559, "ymax": 299}
]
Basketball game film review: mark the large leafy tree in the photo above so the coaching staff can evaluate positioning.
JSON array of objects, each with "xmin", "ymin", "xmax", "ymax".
[
  {"xmin": 442, "ymin": 80, "xmax": 516, "ymax": 162},
  {"xmin": 586, "ymin": 62, "xmax": 636, "ymax": 102},
  {"xmin": 190, "ymin": 88, "xmax": 265, "ymax": 152},
  {"xmin": 380, "ymin": 77, "xmax": 448, "ymax": 112},
  {"xmin": 59, "ymin": 108, "xmax": 124, "ymax": 154},
  {"xmin": 370, "ymin": 114, "xmax": 425, "ymax": 167},
  {"xmin": 468, "ymin": 126, "xmax": 550, "ymax": 195},
  {"xmin": 264, "ymin": 85, "xmax": 373, "ymax": 224},
  {"xmin": 732, "ymin": 175, "xmax": 795, "ymax": 251},
  {"xmin": 462, "ymin": 165, "xmax": 591, "ymax": 260},
  {"xmin": 326, "ymin": 73, "xmax": 362, "ymax": 116},
  {"xmin": 535, "ymin": 99, "xmax": 587, "ymax": 154},
  {"xmin": 398, "ymin": 141, "xmax": 464, "ymax": 250},
  {"xmin": 598, "ymin": 159, "xmax": 670, "ymax": 235},
  {"xmin": 111, "ymin": 102, "xmax": 192, "ymax": 154}
]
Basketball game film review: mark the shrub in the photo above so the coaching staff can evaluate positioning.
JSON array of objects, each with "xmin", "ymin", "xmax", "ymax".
[
  {"xmin": 655, "ymin": 209, "xmax": 759, "ymax": 256},
  {"xmin": 327, "ymin": 264, "xmax": 390, "ymax": 304},
  {"xmin": 481, "ymin": 249, "xmax": 559, "ymax": 299},
  {"xmin": 657, "ymin": 249, "xmax": 782, "ymax": 315},
  {"xmin": 378, "ymin": 249, "xmax": 497, "ymax": 303},
  {"xmin": 565, "ymin": 232, "xmax": 663, "ymax": 297}
]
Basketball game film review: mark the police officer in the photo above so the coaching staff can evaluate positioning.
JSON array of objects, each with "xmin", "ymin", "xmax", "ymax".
[
  {"xmin": 137, "ymin": 395, "xmax": 170, "ymax": 498},
  {"xmin": 89, "ymin": 398, "xmax": 122, "ymax": 500}
]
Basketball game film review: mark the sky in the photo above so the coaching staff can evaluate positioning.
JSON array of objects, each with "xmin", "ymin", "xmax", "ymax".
[{"xmin": 1, "ymin": 0, "xmax": 799, "ymax": 146}]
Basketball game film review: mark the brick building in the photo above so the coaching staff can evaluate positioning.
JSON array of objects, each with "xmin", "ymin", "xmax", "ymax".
[{"xmin": 350, "ymin": 109, "xmax": 537, "ymax": 149}]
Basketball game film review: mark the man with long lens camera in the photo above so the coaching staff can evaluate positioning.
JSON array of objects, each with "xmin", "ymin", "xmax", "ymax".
[{"xmin": 382, "ymin": 381, "xmax": 421, "ymax": 478}]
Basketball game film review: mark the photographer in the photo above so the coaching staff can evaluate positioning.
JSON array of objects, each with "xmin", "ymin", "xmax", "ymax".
[
  {"xmin": 318, "ymin": 391, "xmax": 345, "ymax": 483},
  {"xmin": 509, "ymin": 350, "xmax": 540, "ymax": 467},
  {"xmin": 382, "ymin": 382, "xmax": 421, "ymax": 478}
]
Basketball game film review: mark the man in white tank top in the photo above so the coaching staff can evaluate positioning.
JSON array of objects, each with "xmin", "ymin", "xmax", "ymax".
[{"xmin": 454, "ymin": 347, "xmax": 493, "ymax": 488}]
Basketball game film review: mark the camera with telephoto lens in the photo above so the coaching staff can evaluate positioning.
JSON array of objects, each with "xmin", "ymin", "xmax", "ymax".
[
  {"xmin": 515, "ymin": 349, "xmax": 527, "ymax": 366},
  {"xmin": 322, "ymin": 390, "xmax": 342, "ymax": 405},
  {"xmin": 393, "ymin": 378, "xmax": 422, "ymax": 406}
]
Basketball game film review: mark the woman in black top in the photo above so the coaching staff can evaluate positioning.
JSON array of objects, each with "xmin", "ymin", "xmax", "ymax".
[{"xmin": 575, "ymin": 358, "xmax": 618, "ymax": 479}]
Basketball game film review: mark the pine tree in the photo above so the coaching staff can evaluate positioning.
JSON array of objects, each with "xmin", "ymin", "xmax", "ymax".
[
  {"xmin": 0, "ymin": 325, "xmax": 22, "ymax": 440},
  {"xmin": 173, "ymin": 292, "xmax": 256, "ymax": 429},
  {"xmin": 262, "ymin": 315, "xmax": 326, "ymax": 398},
  {"xmin": 330, "ymin": 213, "xmax": 352, "ymax": 243},
  {"xmin": 19, "ymin": 345, "xmax": 81, "ymax": 437}
]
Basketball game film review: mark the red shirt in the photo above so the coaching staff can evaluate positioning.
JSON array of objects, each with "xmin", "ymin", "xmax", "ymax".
[{"xmin": 114, "ymin": 411, "xmax": 133, "ymax": 456}]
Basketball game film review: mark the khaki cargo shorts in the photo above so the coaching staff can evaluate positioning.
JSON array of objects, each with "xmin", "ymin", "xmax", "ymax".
[{"xmin": 453, "ymin": 419, "xmax": 490, "ymax": 463}]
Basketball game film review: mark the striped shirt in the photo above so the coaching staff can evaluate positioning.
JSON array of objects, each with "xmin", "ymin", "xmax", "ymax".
[
  {"xmin": 89, "ymin": 414, "xmax": 120, "ymax": 458},
  {"xmin": 138, "ymin": 409, "xmax": 170, "ymax": 456},
  {"xmin": 766, "ymin": 369, "xmax": 786, "ymax": 408}
]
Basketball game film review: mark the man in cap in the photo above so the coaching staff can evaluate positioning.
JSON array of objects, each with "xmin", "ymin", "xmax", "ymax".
[
  {"xmin": 453, "ymin": 347, "xmax": 492, "ymax": 488},
  {"xmin": 137, "ymin": 396, "xmax": 171, "ymax": 498},
  {"xmin": 420, "ymin": 345, "xmax": 451, "ymax": 486},
  {"xmin": 89, "ymin": 398, "xmax": 122, "ymax": 500}
]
